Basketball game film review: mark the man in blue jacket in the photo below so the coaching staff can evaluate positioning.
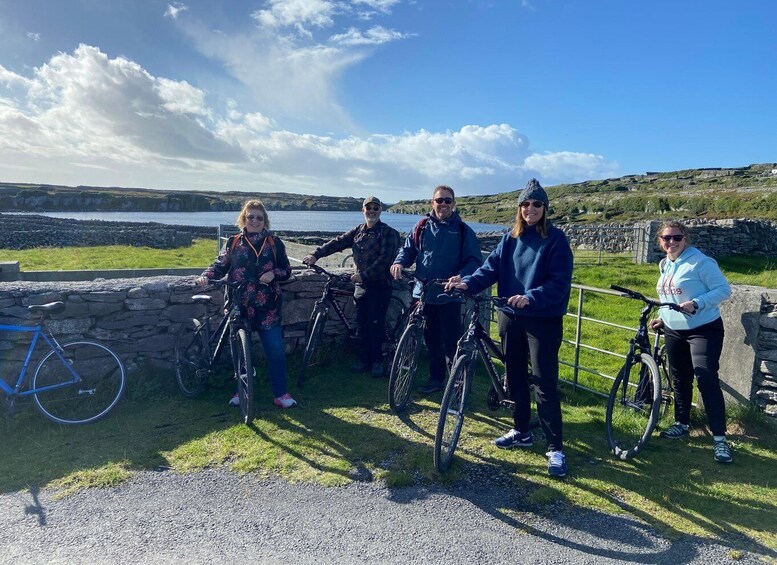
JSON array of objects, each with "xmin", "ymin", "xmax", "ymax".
[{"xmin": 390, "ymin": 185, "xmax": 482, "ymax": 394}]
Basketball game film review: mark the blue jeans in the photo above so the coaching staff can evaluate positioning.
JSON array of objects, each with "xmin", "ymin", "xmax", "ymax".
[{"xmin": 256, "ymin": 325, "xmax": 289, "ymax": 398}]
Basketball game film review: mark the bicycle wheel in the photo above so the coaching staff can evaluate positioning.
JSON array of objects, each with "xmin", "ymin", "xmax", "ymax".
[
  {"xmin": 434, "ymin": 352, "xmax": 475, "ymax": 472},
  {"xmin": 605, "ymin": 353, "xmax": 661, "ymax": 460},
  {"xmin": 298, "ymin": 309, "xmax": 327, "ymax": 388},
  {"xmin": 32, "ymin": 341, "xmax": 126, "ymax": 425},
  {"xmin": 233, "ymin": 328, "xmax": 255, "ymax": 425},
  {"xmin": 388, "ymin": 322, "xmax": 422, "ymax": 412},
  {"xmin": 381, "ymin": 296, "xmax": 409, "ymax": 377},
  {"xmin": 654, "ymin": 344, "xmax": 674, "ymax": 424},
  {"xmin": 174, "ymin": 319, "xmax": 209, "ymax": 397}
]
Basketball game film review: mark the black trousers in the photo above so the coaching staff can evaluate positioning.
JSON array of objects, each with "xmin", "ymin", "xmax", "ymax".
[
  {"xmin": 500, "ymin": 314, "xmax": 564, "ymax": 452},
  {"xmin": 354, "ymin": 284, "xmax": 393, "ymax": 365},
  {"xmin": 423, "ymin": 302, "xmax": 462, "ymax": 383},
  {"xmin": 663, "ymin": 317, "xmax": 727, "ymax": 436}
]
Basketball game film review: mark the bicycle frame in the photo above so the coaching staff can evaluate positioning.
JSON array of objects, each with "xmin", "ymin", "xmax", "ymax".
[
  {"xmin": 309, "ymin": 264, "xmax": 357, "ymax": 337},
  {"xmin": 0, "ymin": 322, "xmax": 82, "ymax": 398}
]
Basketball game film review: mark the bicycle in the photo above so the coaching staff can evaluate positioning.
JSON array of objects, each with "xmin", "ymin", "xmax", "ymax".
[
  {"xmin": 174, "ymin": 280, "xmax": 256, "ymax": 425},
  {"xmin": 0, "ymin": 302, "xmax": 125, "ymax": 425},
  {"xmin": 387, "ymin": 275, "xmax": 454, "ymax": 413},
  {"xmin": 298, "ymin": 263, "xmax": 407, "ymax": 387},
  {"xmin": 433, "ymin": 293, "xmax": 525, "ymax": 472},
  {"xmin": 605, "ymin": 284, "xmax": 683, "ymax": 460}
]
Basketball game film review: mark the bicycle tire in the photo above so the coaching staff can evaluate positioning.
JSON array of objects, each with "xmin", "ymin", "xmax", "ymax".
[
  {"xmin": 605, "ymin": 352, "xmax": 661, "ymax": 460},
  {"xmin": 434, "ymin": 353, "xmax": 475, "ymax": 472},
  {"xmin": 234, "ymin": 328, "xmax": 255, "ymax": 425},
  {"xmin": 174, "ymin": 318, "xmax": 209, "ymax": 397},
  {"xmin": 298, "ymin": 310, "xmax": 327, "ymax": 388},
  {"xmin": 381, "ymin": 296, "xmax": 409, "ymax": 377},
  {"xmin": 32, "ymin": 341, "xmax": 126, "ymax": 425},
  {"xmin": 388, "ymin": 322, "xmax": 422, "ymax": 412},
  {"xmin": 655, "ymin": 343, "xmax": 673, "ymax": 421}
]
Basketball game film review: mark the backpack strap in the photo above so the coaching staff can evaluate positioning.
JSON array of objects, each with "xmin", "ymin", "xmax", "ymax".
[{"xmin": 412, "ymin": 216, "xmax": 430, "ymax": 251}]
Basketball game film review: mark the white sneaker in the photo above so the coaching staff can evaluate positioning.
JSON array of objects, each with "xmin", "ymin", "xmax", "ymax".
[{"xmin": 274, "ymin": 393, "xmax": 297, "ymax": 409}]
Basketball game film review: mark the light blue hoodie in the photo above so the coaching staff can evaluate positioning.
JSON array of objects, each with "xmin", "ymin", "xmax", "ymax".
[{"xmin": 656, "ymin": 246, "xmax": 731, "ymax": 330}]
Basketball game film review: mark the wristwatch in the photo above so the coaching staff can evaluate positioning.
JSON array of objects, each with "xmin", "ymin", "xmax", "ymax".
[{"xmin": 691, "ymin": 299, "xmax": 699, "ymax": 312}]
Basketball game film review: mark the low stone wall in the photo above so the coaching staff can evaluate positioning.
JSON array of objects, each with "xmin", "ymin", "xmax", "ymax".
[
  {"xmin": 0, "ymin": 213, "xmax": 215, "ymax": 250},
  {"xmin": 0, "ymin": 270, "xmax": 408, "ymax": 380},
  {"xmin": 756, "ymin": 294, "xmax": 777, "ymax": 417}
]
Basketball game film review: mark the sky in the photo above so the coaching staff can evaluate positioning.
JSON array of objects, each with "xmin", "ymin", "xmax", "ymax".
[{"xmin": 0, "ymin": 1, "xmax": 774, "ymax": 204}]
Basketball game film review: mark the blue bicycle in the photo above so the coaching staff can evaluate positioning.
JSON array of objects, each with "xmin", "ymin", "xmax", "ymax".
[{"xmin": 0, "ymin": 302, "xmax": 126, "ymax": 425}]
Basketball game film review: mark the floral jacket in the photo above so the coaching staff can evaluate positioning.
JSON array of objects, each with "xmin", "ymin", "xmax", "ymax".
[{"xmin": 201, "ymin": 229, "xmax": 291, "ymax": 331}]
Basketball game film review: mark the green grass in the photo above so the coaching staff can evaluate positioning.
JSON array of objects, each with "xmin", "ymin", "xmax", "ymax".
[
  {"xmin": 2, "ymin": 245, "xmax": 777, "ymax": 554},
  {"xmin": 0, "ymin": 238, "xmax": 217, "ymax": 270}
]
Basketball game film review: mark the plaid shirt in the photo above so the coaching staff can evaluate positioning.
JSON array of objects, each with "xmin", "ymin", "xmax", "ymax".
[{"xmin": 314, "ymin": 220, "xmax": 400, "ymax": 285}]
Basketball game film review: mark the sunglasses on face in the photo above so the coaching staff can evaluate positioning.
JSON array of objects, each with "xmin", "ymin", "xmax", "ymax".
[
  {"xmin": 365, "ymin": 205, "xmax": 381, "ymax": 212},
  {"xmin": 434, "ymin": 197, "xmax": 453, "ymax": 204},
  {"xmin": 246, "ymin": 214, "xmax": 265, "ymax": 221},
  {"xmin": 660, "ymin": 234, "xmax": 684, "ymax": 242},
  {"xmin": 520, "ymin": 201, "xmax": 544, "ymax": 209}
]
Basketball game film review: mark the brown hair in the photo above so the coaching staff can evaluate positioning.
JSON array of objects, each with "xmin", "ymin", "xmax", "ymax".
[
  {"xmin": 510, "ymin": 206, "xmax": 548, "ymax": 238},
  {"xmin": 656, "ymin": 220, "xmax": 691, "ymax": 244},
  {"xmin": 432, "ymin": 185, "xmax": 455, "ymax": 200},
  {"xmin": 236, "ymin": 199, "xmax": 271, "ymax": 230}
]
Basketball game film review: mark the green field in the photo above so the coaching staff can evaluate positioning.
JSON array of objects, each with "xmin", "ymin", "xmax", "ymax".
[{"xmin": 1, "ymin": 244, "xmax": 776, "ymax": 554}]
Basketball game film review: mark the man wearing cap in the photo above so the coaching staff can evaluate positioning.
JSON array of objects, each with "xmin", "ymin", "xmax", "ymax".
[{"xmin": 304, "ymin": 197, "xmax": 401, "ymax": 377}]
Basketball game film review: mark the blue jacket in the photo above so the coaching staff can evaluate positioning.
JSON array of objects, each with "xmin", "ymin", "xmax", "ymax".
[
  {"xmin": 657, "ymin": 246, "xmax": 731, "ymax": 330},
  {"xmin": 462, "ymin": 224, "xmax": 573, "ymax": 318},
  {"xmin": 394, "ymin": 211, "xmax": 482, "ymax": 304}
]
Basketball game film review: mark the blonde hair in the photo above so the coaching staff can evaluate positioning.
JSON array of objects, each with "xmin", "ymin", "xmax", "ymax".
[
  {"xmin": 236, "ymin": 199, "xmax": 270, "ymax": 230},
  {"xmin": 510, "ymin": 207, "xmax": 548, "ymax": 238}
]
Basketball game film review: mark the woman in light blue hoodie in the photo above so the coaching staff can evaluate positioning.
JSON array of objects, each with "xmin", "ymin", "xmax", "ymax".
[{"xmin": 648, "ymin": 221, "xmax": 733, "ymax": 463}]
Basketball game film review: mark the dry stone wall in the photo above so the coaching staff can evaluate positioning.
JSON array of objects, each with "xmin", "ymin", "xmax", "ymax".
[
  {"xmin": 756, "ymin": 295, "xmax": 777, "ymax": 417},
  {"xmin": 0, "ymin": 270, "xmax": 408, "ymax": 380}
]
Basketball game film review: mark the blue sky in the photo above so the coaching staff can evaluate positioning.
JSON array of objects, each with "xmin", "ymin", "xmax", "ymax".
[{"xmin": 0, "ymin": 1, "xmax": 773, "ymax": 203}]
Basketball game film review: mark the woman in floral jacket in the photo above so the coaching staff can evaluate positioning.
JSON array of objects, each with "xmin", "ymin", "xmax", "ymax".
[{"xmin": 197, "ymin": 199, "xmax": 297, "ymax": 408}]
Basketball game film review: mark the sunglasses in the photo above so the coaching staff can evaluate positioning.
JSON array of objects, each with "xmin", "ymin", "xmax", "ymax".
[
  {"xmin": 434, "ymin": 197, "xmax": 453, "ymax": 204},
  {"xmin": 246, "ymin": 214, "xmax": 265, "ymax": 221},
  {"xmin": 520, "ymin": 201, "xmax": 545, "ymax": 209},
  {"xmin": 660, "ymin": 234, "xmax": 684, "ymax": 242},
  {"xmin": 365, "ymin": 205, "xmax": 381, "ymax": 211}
]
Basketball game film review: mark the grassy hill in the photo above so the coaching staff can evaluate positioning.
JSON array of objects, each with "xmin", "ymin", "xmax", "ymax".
[
  {"xmin": 0, "ymin": 182, "xmax": 362, "ymax": 213},
  {"xmin": 389, "ymin": 163, "xmax": 777, "ymax": 224}
]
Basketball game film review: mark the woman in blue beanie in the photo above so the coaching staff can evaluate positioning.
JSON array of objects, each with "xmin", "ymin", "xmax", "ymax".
[{"xmin": 446, "ymin": 179, "xmax": 573, "ymax": 477}]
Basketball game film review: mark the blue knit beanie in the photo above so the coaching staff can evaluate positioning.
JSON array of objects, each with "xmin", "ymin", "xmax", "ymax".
[{"xmin": 517, "ymin": 178, "xmax": 549, "ymax": 207}]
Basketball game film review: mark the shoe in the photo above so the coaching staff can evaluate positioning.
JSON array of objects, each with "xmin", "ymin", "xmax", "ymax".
[
  {"xmin": 713, "ymin": 440, "xmax": 733, "ymax": 464},
  {"xmin": 228, "ymin": 393, "xmax": 240, "ymax": 407},
  {"xmin": 659, "ymin": 422, "xmax": 690, "ymax": 439},
  {"xmin": 274, "ymin": 393, "xmax": 297, "ymax": 409},
  {"xmin": 350, "ymin": 361, "xmax": 370, "ymax": 373},
  {"xmin": 418, "ymin": 380, "xmax": 445, "ymax": 394},
  {"xmin": 546, "ymin": 450, "xmax": 568, "ymax": 478},
  {"xmin": 494, "ymin": 429, "xmax": 533, "ymax": 449},
  {"xmin": 370, "ymin": 362, "xmax": 384, "ymax": 378}
]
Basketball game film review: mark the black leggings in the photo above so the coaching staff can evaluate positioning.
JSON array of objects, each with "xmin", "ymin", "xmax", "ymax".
[
  {"xmin": 663, "ymin": 317, "xmax": 727, "ymax": 436},
  {"xmin": 500, "ymin": 314, "xmax": 564, "ymax": 452}
]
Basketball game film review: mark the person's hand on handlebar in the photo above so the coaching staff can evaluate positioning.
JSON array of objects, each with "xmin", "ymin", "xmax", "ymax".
[
  {"xmin": 390, "ymin": 263, "xmax": 404, "ymax": 280},
  {"xmin": 648, "ymin": 318, "xmax": 664, "ymax": 331},
  {"xmin": 507, "ymin": 294, "xmax": 531, "ymax": 309},
  {"xmin": 302, "ymin": 254, "xmax": 317, "ymax": 266},
  {"xmin": 444, "ymin": 275, "xmax": 468, "ymax": 293},
  {"xmin": 195, "ymin": 276, "xmax": 208, "ymax": 286},
  {"xmin": 678, "ymin": 300, "xmax": 697, "ymax": 314}
]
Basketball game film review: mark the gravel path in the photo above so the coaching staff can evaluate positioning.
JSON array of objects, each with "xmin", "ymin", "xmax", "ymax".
[{"xmin": 0, "ymin": 468, "xmax": 769, "ymax": 564}]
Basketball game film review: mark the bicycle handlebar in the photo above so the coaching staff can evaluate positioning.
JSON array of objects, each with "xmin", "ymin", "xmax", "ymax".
[
  {"xmin": 306, "ymin": 263, "xmax": 353, "ymax": 284},
  {"xmin": 610, "ymin": 284, "xmax": 684, "ymax": 313}
]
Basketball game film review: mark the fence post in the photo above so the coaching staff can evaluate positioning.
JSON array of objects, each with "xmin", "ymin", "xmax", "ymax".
[{"xmin": 572, "ymin": 286, "xmax": 584, "ymax": 390}]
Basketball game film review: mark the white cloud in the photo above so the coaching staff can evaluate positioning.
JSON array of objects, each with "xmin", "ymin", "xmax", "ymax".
[
  {"xmin": 26, "ymin": 32, "xmax": 41, "ymax": 41},
  {"xmin": 253, "ymin": 0, "xmax": 335, "ymax": 34},
  {"xmin": 0, "ymin": 45, "xmax": 617, "ymax": 201},
  {"xmin": 165, "ymin": 2, "xmax": 188, "ymax": 20},
  {"xmin": 523, "ymin": 151, "xmax": 619, "ymax": 184},
  {"xmin": 330, "ymin": 25, "xmax": 409, "ymax": 46}
]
